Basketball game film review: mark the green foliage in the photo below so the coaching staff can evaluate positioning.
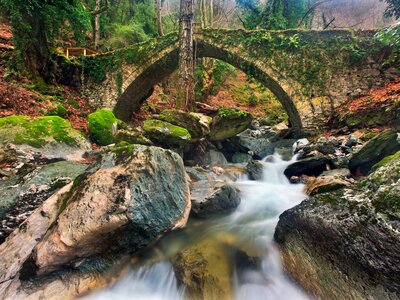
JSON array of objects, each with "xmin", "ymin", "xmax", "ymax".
[
  {"xmin": 218, "ymin": 108, "xmax": 249, "ymax": 119},
  {"xmin": 99, "ymin": 0, "xmax": 177, "ymax": 50},
  {"xmin": 235, "ymin": 0, "xmax": 308, "ymax": 30},
  {"xmin": 46, "ymin": 103, "xmax": 69, "ymax": 118},
  {"xmin": 88, "ymin": 109, "xmax": 122, "ymax": 146},
  {"xmin": 248, "ymin": 94, "xmax": 258, "ymax": 107},
  {"xmin": 375, "ymin": 23, "xmax": 400, "ymax": 67},
  {"xmin": 381, "ymin": 0, "xmax": 400, "ymax": 19},
  {"xmin": 0, "ymin": 0, "xmax": 90, "ymax": 75}
]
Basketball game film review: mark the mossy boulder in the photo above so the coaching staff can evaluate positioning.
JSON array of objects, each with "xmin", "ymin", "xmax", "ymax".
[
  {"xmin": 0, "ymin": 116, "xmax": 90, "ymax": 151},
  {"xmin": 143, "ymin": 119, "xmax": 191, "ymax": 148},
  {"xmin": 210, "ymin": 108, "xmax": 252, "ymax": 141},
  {"xmin": 88, "ymin": 110, "xmax": 123, "ymax": 146},
  {"xmin": 156, "ymin": 109, "xmax": 212, "ymax": 138},
  {"xmin": 349, "ymin": 130, "xmax": 400, "ymax": 175},
  {"xmin": 114, "ymin": 129, "xmax": 153, "ymax": 146}
]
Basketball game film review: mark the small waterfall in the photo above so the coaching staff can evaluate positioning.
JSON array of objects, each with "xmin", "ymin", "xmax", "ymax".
[{"xmin": 86, "ymin": 153, "xmax": 309, "ymax": 300}]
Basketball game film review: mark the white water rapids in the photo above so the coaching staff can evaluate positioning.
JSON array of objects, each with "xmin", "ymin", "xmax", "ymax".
[{"xmin": 86, "ymin": 154, "xmax": 310, "ymax": 300}]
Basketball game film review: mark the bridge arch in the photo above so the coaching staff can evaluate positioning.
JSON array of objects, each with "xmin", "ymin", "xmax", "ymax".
[
  {"xmin": 113, "ymin": 36, "xmax": 303, "ymax": 132},
  {"xmin": 79, "ymin": 28, "xmax": 395, "ymax": 136}
]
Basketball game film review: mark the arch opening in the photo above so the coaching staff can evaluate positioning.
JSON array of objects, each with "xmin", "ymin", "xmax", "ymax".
[{"xmin": 113, "ymin": 39, "xmax": 303, "ymax": 133}]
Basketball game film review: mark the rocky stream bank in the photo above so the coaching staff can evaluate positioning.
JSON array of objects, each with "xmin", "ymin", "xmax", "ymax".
[{"xmin": 0, "ymin": 108, "xmax": 399, "ymax": 299}]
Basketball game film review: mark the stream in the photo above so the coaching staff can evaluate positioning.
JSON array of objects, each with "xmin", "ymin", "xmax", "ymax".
[{"xmin": 86, "ymin": 154, "xmax": 310, "ymax": 300}]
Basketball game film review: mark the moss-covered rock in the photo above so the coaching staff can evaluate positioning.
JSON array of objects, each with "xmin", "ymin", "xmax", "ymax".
[
  {"xmin": 371, "ymin": 150, "xmax": 400, "ymax": 173},
  {"xmin": 349, "ymin": 130, "xmax": 400, "ymax": 175},
  {"xmin": 143, "ymin": 119, "xmax": 191, "ymax": 148},
  {"xmin": 157, "ymin": 109, "xmax": 212, "ymax": 138},
  {"xmin": 88, "ymin": 110, "xmax": 123, "ymax": 146},
  {"xmin": 210, "ymin": 108, "xmax": 252, "ymax": 141},
  {"xmin": 0, "ymin": 116, "xmax": 89, "ymax": 150},
  {"xmin": 114, "ymin": 129, "xmax": 153, "ymax": 146}
]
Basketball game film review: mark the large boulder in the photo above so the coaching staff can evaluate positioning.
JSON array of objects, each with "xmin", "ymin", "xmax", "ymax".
[
  {"xmin": 190, "ymin": 180, "xmax": 241, "ymax": 217},
  {"xmin": 275, "ymin": 152, "xmax": 400, "ymax": 299},
  {"xmin": 284, "ymin": 157, "xmax": 333, "ymax": 179},
  {"xmin": 33, "ymin": 144, "xmax": 191, "ymax": 275},
  {"xmin": 210, "ymin": 108, "xmax": 252, "ymax": 141},
  {"xmin": 156, "ymin": 109, "xmax": 212, "ymax": 138},
  {"xmin": 143, "ymin": 119, "xmax": 191, "ymax": 148},
  {"xmin": 349, "ymin": 130, "xmax": 400, "ymax": 175},
  {"xmin": 0, "ymin": 116, "xmax": 91, "ymax": 158},
  {"xmin": 0, "ymin": 161, "xmax": 87, "ymax": 243},
  {"xmin": 88, "ymin": 109, "xmax": 123, "ymax": 146}
]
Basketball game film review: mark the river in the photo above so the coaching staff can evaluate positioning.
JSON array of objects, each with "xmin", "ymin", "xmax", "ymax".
[{"xmin": 86, "ymin": 154, "xmax": 309, "ymax": 300}]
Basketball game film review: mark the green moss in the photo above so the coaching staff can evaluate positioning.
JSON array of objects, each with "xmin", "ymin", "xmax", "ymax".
[
  {"xmin": 373, "ymin": 191, "xmax": 400, "ymax": 214},
  {"xmin": 371, "ymin": 151, "xmax": 400, "ymax": 173},
  {"xmin": 0, "ymin": 116, "xmax": 82, "ymax": 148},
  {"xmin": 143, "ymin": 119, "xmax": 191, "ymax": 147},
  {"xmin": 218, "ymin": 108, "xmax": 249, "ymax": 119},
  {"xmin": 88, "ymin": 110, "xmax": 123, "ymax": 146},
  {"xmin": 46, "ymin": 103, "xmax": 68, "ymax": 118},
  {"xmin": 157, "ymin": 110, "xmax": 211, "ymax": 138}
]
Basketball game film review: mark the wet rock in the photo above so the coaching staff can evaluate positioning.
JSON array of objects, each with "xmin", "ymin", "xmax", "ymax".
[
  {"xmin": 284, "ymin": 157, "xmax": 333, "ymax": 179},
  {"xmin": 0, "ymin": 161, "xmax": 87, "ymax": 243},
  {"xmin": 185, "ymin": 166, "xmax": 210, "ymax": 182},
  {"xmin": 224, "ymin": 128, "xmax": 277, "ymax": 158},
  {"xmin": 191, "ymin": 180, "xmax": 240, "ymax": 217},
  {"xmin": 349, "ymin": 130, "xmax": 400, "ymax": 176},
  {"xmin": 0, "ymin": 116, "xmax": 91, "ymax": 159},
  {"xmin": 192, "ymin": 148, "xmax": 228, "ymax": 167},
  {"xmin": 231, "ymin": 152, "xmax": 252, "ymax": 164},
  {"xmin": 0, "ymin": 184, "xmax": 73, "ymax": 289},
  {"xmin": 173, "ymin": 238, "xmax": 233, "ymax": 300},
  {"xmin": 143, "ymin": 119, "xmax": 191, "ymax": 148},
  {"xmin": 275, "ymin": 153, "xmax": 400, "ymax": 299},
  {"xmin": 246, "ymin": 160, "xmax": 264, "ymax": 181},
  {"xmin": 156, "ymin": 109, "xmax": 212, "ymax": 138},
  {"xmin": 33, "ymin": 145, "xmax": 191, "ymax": 275},
  {"xmin": 210, "ymin": 108, "xmax": 252, "ymax": 141}
]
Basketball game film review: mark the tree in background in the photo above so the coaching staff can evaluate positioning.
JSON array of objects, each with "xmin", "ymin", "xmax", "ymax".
[
  {"xmin": 177, "ymin": 0, "xmax": 195, "ymax": 110},
  {"xmin": 382, "ymin": 0, "xmax": 400, "ymax": 19},
  {"xmin": 0, "ymin": 0, "xmax": 90, "ymax": 80},
  {"xmin": 235, "ymin": 0, "xmax": 308, "ymax": 30}
]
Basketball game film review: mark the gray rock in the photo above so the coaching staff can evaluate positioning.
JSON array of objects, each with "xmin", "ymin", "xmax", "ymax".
[
  {"xmin": 0, "ymin": 161, "xmax": 87, "ymax": 243},
  {"xmin": 191, "ymin": 181, "xmax": 240, "ymax": 217},
  {"xmin": 349, "ymin": 130, "xmax": 400, "ymax": 175},
  {"xmin": 185, "ymin": 166, "xmax": 210, "ymax": 182},
  {"xmin": 284, "ymin": 157, "xmax": 333, "ymax": 179},
  {"xmin": 246, "ymin": 160, "xmax": 264, "ymax": 181},
  {"xmin": 198, "ymin": 149, "xmax": 228, "ymax": 167},
  {"xmin": 33, "ymin": 145, "xmax": 191, "ymax": 275},
  {"xmin": 232, "ymin": 153, "xmax": 252, "ymax": 164},
  {"xmin": 275, "ymin": 156, "xmax": 400, "ymax": 299}
]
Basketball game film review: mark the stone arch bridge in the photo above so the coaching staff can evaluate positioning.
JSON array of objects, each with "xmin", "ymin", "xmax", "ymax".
[{"xmin": 75, "ymin": 28, "xmax": 398, "ymax": 132}]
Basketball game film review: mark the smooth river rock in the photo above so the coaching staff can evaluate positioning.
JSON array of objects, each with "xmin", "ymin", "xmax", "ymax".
[{"xmin": 33, "ymin": 144, "xmax": 191, "ymax": 275}]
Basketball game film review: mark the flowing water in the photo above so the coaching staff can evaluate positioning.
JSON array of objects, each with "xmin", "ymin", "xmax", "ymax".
[{"xmin": 86, "ymin": 154, "xmax": 310, "ymax": 300}]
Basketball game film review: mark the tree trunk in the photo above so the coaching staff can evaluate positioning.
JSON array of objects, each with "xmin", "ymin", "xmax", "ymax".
[
  {"xmin": 177, "ymin": 0, "xmax": 195, "ymax": 111},
  {"xmin": 93, "ymin": 0, "xmax": 101, "ymax": 49},
  {"xmin": 24, "ymin": 8, "xmax": 51, "ymax": 80},
  {"xmin": 157, "ymin": 0, "xmax": 164, "ymax": 36}
]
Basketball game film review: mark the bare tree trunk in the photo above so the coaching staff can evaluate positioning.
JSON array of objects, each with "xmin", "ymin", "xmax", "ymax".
[
  {"xmin": 209, "ymin": 0, "xmax": 214, "ymax": 27},
  {"xmin": 93, "ymin": 0, "xmax": 101, "ymax": 49},
  {"xmin": 157, "ymin": 0, "xmax": 164, "ymax": 36},
  {"xmin": 177, "ymin": 0, "xmax": 195, "ymax": 111}
]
